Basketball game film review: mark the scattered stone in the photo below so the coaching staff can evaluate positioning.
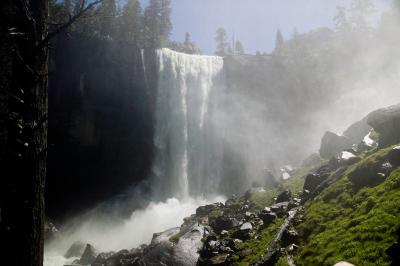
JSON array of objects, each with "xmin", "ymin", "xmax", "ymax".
[
  {"xmin": 221, "ymin": 230, "xmax": 228, "ymax": 236},
  {"xmin": 240, "ymin": 222, "xmax": 253, "ymax": 231}
]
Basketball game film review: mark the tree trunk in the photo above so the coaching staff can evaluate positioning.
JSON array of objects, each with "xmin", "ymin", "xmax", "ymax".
[{"xmin": 1, "ymin": 0, "xmax": 48, "ymax": 265}]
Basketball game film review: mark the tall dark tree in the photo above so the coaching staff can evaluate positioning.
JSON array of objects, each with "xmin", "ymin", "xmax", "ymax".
[
  {"xmin": 215, "ymin": 27, "xmax": 229, "ymax": 56},
  {"xmin": 0, "ymin": 1, "xmax": 100, "ymax": 265}
]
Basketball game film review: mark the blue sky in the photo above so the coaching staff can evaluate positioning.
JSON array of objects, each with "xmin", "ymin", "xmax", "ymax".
[{"xmin": 139, "ymin": 0, "xmax": 392, "ymax": 55}]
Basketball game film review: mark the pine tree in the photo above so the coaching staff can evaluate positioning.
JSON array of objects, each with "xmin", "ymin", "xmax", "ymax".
[
  {"xmin": 234, "ymin": 40, "xmax": 244, "ymax": 54},
  {"xmin": 120, "ymin": 0, "xmax": 143, "ymax": 45},
  {"xmin": 274, "ymin": 29, "xmax": 284, "ymax": 54},
  {"xmin": 144, "ymin": 0, "xmax": 172, "ymax": 48},
  {"xmin": 184, "ymin": 32, "xmax": 191, "ymax": 48},
  {"xmin": 98, "ymin": 0, "xmax": 118, "ymax": 39},
  {"xmin": 215, "ymin": 27, "xmax": 229, "ymax": 56},
  {"xmin": 349, "ymin": 0, "xmax": 375, "ymax": 33}
]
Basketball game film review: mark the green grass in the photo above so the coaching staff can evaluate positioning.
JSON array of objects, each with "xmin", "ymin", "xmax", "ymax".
[
  {"xmin": 248, "ymin": 189, "xmax": 278, "ymax": 211},
  {"xmin": 282, "ymin": 159, "xmax": 327, "ymax": 195},
  {"xmin": 295, "ymin": 160, "xmax": 400, "ymax": 266},
  {"xmin": 230, "ymin": 218, "xmax": 285, "ymax": 266}
]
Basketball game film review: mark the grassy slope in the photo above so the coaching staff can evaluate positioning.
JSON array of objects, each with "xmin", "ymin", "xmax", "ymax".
[{"xmin": 295, "ymin": 146, "xmax": 400, "ymax": 266}]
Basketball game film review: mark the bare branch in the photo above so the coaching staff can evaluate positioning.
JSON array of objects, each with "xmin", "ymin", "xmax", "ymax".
[{"xmin": 39, "ymin": 0, "xmax": 101, "ymax": 48}]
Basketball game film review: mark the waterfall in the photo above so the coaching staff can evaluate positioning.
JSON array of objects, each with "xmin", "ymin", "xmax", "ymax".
[{"xmin": 152, "ymin": 49, "xmax": 225, "ymax": 199}]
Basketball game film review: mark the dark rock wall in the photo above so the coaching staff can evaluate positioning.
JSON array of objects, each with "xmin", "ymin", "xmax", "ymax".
[{"xmin": 47, "ymin": 34, "xmax": 157, "ymax": 220}]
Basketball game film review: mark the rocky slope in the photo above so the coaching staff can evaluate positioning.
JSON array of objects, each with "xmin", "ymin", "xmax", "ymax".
[{"xmin": 59, "ymin": 103, "xmax": 400, "ymax": 266}]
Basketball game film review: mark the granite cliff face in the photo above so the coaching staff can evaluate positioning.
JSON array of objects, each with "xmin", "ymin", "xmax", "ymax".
[{"xmin": 47, "ymin": 35, "xmax": 158, "ymax": 219}]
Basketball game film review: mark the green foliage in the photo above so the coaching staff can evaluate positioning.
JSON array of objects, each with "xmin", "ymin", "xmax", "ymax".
[
  {"xmin": 169, "ymin": 233, "xmax": 181, "ymax": 243},
  {"xmin": 295, "ymin": 158, "xmax": 400, "ymax": 266},
  {"xmin": 248, "ymin": 189, "xmax": 278, "ymax": 211},
  {"xmin": 230, "ymin": 219, "xmax": 285, "ymax": 265}
]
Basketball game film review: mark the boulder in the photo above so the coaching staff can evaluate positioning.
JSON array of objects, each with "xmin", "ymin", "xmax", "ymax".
[
  {"xmin": 259, "ymin": 212, "xmax": 277, "ymax": 226},
  {"xmin": 276, "ymin": 190, "xmax": 291, "ymax": 203},
  {"xmin": 79, "ymin": 244, "xmax": 98, "ymax": 265},
  {"xmin": 64, "ymin": 241, "xmax": 85, "ymax": 259},
  {"xmin": 209, "ymin": 216, "xmax": 239, "ymax": 234},
  {"xmin": 348, "ymin": 158, "xmax": 393, "ymax": 190},
  {"xmin": 281, "ymin": 228, "xmax": 299, "ymax": 247},
  {"xmin": 343, "ymin": 117, "xmax": 372, "ymax": 145},
  {"xmin": 319, "ymin": 131, "xmax": 353, "ymax": 159},
  {"xmin": 337, "ymin": 151, "xmax": 361, "ymax": 166},
  {"xmin": 303, "ymin": 173, "xmax": 325, "ymax": 192},
  {"xmin": 367, "ymin": 103, "xmax": 400, "ymax": 147},
  {"xmin": 232, "ymin": 223, "xmax": 253, "ymax": 240},
  {"xmin": 301, "ymin": 153, "xmax": 323, "ymax": 168}
]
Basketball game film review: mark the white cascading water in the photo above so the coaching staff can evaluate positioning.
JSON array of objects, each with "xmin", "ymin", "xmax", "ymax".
[
  {"xmin": 151, "ymin": 48, "xmax": 225, "ymax": 199},
  {"xmin": 44, "ymin": 49, "xmax": 226, "ymax": 266}
]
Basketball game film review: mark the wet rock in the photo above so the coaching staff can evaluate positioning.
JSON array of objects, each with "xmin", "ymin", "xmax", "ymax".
[
  {"xmin": 232, "ymin": 223, "xmax": 254, "ymax": 240},
  {"xmin": 79, "ymin": 244, "xmax": 98, "ymax": 265},
  {"xmin": 209, "ymin": 216, "xmax": 239, "ymax": 234},
  {"xmin": 367, "ymin": 103, "xmax": 400, "ymax": 147},
  {"xmin": 64, "ymin": 241, "xmax": 85, "ymax": 259},
  {"xmin": 304, "ymin": 173, "xmax": 324, "ymax": 192},
  {"xmin": 281, "ymin": 228, "xmax": 299, "ymax": 247},
  {"xmin": 348, "ymin": 156, "xmax": 394, "ymax": 190},
  {"xmin": 320, "ymin": 131, "xmax": 353, "ymax": 159},
  {"xmin": 225, "ymin": 195, "xmax": 238, "ymax": 207},
  {"xmin": 338, "ymin": 151, "xmax": 361, "ymax": 166},
  {"xmin": 196, "ymin": 203, "xmax": 224, "ymax": 216},
  {"xmin": 240, "ymin": 222, "xmax": 253, "ymax": 231},
  {"xmin": 92, "ymin": 251, "xmax": 115, "ymax": 265},
  {"xmin": 301, "ymin": 153, "xmax": 323, "ymax": 168},
  {"xmin": 44, "ymin": 221, "xmax": 59, "ymax": 240},
  {"xmin": 207, "ymin": 253, "xmax": 229, "ymax": 265},
  {"xmin": 276, "ymin": 190, "xmax": 291, "ymax": 203},
  {"xmin": 151, "ymin": 227, "xmax": 180, "ymax": 245},
  {"xmin": 343, "ymin": 117, "xmax": 372, "ymax": 145}
]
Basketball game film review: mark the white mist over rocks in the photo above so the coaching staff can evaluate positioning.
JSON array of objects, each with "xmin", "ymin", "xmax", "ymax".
[{"xmin": 44, "ymin": 196, "xmax": 224, "ymax": 266}]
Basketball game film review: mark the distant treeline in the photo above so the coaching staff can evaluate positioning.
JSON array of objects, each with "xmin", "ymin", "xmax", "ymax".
[{"xmin": 50, "ymin": 0, "xmax": 201, "ymax": 54}]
